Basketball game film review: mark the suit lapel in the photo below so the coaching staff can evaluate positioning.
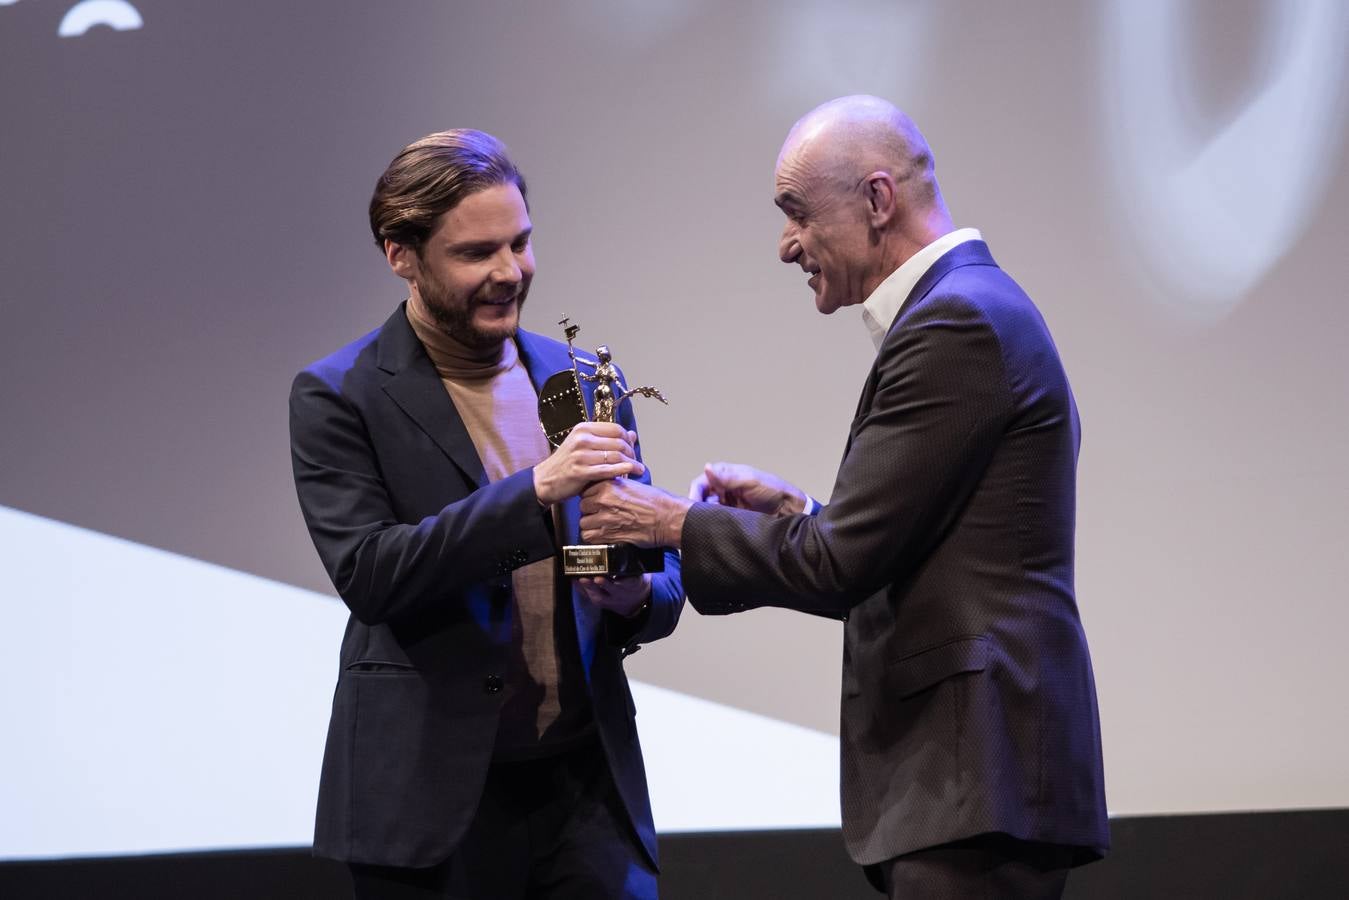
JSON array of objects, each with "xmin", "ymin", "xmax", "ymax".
[
  {"xmin": 515, "ymin": 328, "xmax": 582, "ymax": 543},
  {"xmin": 843, "ymin": 241, "xmax": 999, "ymax": 458},
  {"xmin": 377, "ymin": 304, "xmax": 489, "ymax": 490},
  {"xmin": 514, "ymin": 327, "xmax": 567, "ymax": 396},
  {"xmin": 517, "ymin": 329, "xmax": 603, "ymax": 674}
]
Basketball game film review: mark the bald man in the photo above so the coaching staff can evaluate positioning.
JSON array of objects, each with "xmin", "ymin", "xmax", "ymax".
[{"xmin": 580, "ymin": 96, "xmax": 1109, "ymax": 897}]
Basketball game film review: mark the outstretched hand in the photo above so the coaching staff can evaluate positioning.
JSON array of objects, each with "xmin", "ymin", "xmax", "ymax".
[{"xmin": 688, "ymin": 462, "xmax": 809, "ymax": 517}]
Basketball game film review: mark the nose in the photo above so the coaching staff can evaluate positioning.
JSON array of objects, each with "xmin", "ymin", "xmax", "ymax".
[
  {"xmin": 778, "ymin": 221, "xmax": 800, "ymax": 265},
  {"xmin": 490, "ymin": 247, "xmax": 522, "ymax": 285}
]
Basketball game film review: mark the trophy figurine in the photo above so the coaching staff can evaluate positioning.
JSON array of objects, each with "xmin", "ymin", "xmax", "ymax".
[{"xmin": 538, "ymin": 317, "xmax": 669, "ymax": 576}]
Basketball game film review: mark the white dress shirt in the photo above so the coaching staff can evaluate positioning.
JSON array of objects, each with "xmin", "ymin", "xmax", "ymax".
[{"xmin": 860, "ymin": 227, "xmax": 983, "ymax": 351}]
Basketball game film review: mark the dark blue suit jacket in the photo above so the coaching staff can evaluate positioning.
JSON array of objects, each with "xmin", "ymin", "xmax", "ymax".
[
  {"xmin": 289, "ymin": 304, "xmax": 681, "ymax": 868},
  {"xmin": 682, "ymin": 242, "xmax": 1109, "ymax": 865}
]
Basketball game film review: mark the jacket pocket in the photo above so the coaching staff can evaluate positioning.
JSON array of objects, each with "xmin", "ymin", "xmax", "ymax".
[
  {"xmin": 888, "ymin": 635, "xmax": 990, "ymax": 699},
  {"xmin": 345, "ymin": 659, "xmax": 418, "ymax": 674}
]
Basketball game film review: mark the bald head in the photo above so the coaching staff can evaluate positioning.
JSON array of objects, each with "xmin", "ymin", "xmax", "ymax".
[
  {"xmin": 774, "ymin": 96, "xmax": 955, "ymax": 314},
  {"xmin": 779, "ymin": 95, "xmax": 942, "ymax": 214}
]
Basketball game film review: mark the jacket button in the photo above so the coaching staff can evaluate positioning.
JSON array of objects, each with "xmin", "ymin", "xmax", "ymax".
[{"xmin": 483, "ymin": 674, "xmax": 503, "ymax": 694}]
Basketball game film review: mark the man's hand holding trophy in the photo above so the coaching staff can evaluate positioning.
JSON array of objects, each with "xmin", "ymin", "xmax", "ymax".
[{"xmin": 537, "ymin": 317, "xmax": 669, "ymax": 580}]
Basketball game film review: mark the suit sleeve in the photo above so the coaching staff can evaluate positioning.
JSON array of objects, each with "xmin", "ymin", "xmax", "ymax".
[
  {"xmin": 682, "ymin": 293, "xmax": 1012, "ymax": 615},
  {"xmin": 289, "ymin": 369, "xmax": 557, "ymax": 627}
]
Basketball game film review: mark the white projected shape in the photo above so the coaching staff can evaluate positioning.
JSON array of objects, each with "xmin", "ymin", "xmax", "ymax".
[
  {"xmin": 58, "ymin": 0, "xmax": 143, "ymax": 37},
  {"xmin": 0, "ymin": 505, "xmax": 840, "ymax": 859},
  {"xmin": 0, "ymin": 1, "xmax": 22, "ymax": 8},
  {"xmin": 0, "ymin": 506, "xmax": 348, "ymax": 860},
  {"xmin": 633, "ymin": 681, "xmax": 841, "ymax": 832},
  {"xmin": 771, "ymin": 1, "xmax": 935, "ymax": 102},
  {"xmin": 1103, "ymin": 0, "xmax": 1348, "ymax": 319}
]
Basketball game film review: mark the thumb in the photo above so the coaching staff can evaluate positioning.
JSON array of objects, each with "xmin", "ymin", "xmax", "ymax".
[{"xmin": 705, "ymin": 462, "xmax": 733, "ymax": 488}]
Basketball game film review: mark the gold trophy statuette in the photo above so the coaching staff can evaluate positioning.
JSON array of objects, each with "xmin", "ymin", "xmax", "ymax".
[{"xmin": 537, "ymin": 317, "xmax": 669, "ymax": 576}]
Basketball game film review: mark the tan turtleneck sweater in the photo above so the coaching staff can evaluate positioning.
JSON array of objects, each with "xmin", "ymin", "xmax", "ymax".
[{"xmin": 406, "ymin": 295, "xmax": 592, "ymax": 759}]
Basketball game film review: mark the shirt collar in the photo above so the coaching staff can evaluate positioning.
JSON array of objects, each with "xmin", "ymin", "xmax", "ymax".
[{"xmin": 860, "ymin": 227, "xmax": 982, "ymax": 351}]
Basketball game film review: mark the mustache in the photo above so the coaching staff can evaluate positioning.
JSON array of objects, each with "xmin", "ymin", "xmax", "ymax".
[
  {"xmin": 474, "ymin": 287, "xmax": 523, "ymax": 304},
  {"xmin": 475, "ymin": 281, "xmax": 531, "ymax": 307}
]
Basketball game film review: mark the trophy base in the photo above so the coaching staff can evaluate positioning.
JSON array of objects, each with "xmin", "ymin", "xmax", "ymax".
[{"xmin": 562, "ymin": 544, "xmax": 666, "ymax": 576}]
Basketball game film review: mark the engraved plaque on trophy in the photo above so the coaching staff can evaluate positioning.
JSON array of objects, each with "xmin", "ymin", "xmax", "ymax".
[{"xmin": 538, "ymin": 317, "xmax": 669, "ymax": 577}]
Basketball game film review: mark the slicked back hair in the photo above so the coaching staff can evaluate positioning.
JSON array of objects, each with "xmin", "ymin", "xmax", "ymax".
[{"xmin": 368, "ymin": 129, "xmax": 527, "ymax": 254}]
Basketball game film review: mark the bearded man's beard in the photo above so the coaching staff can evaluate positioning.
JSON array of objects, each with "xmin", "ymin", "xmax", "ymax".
[{"xmin": 417, "ymin": 268, "xmax": 528, "ymax": 349}]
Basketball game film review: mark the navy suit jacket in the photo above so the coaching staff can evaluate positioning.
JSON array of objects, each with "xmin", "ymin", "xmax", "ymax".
[
  {"xmin": 682, "ymin": 242, "xmax": 1109, "ymax": 865},
  {"xmin": 289, "ymin": 304, "xmax": 682, "ymax": 868}
]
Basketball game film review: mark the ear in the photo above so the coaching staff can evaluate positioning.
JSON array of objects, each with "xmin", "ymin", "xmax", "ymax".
[
  {"xmin": 384, "ymin": 239, "xmax": 419, "ymax": 281},
  {"xmin": 862, "ymin": 171, "xmax": 898, "ymax": 228}
]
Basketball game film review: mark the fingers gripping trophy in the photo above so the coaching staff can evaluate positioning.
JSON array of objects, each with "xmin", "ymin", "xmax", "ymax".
[{"xmin": 538, "ymin": 317, "xmax": 669, "ymax": 576}]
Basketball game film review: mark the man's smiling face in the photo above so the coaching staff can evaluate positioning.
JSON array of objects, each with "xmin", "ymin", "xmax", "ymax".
[
  {"xmin": 774, "ymin": 140, "xmax": 874, "ymax": 315},
  {"xmin": 408, "ymin": 181, "xmax": 535, "ymax": 347}
]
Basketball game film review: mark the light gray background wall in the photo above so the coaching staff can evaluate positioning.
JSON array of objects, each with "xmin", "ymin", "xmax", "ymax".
[{"xmin": 2, "ymin": 0, "xmax": 1346, "ymax": 846}]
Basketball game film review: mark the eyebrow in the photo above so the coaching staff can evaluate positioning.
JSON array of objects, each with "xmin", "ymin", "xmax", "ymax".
[
  {"xmin": 774, "ymin": 192, "xmax": 803, "ymax": 211},
  {"xmin": 445, "ymin": 227, "xmax": 532, "ymax": 254}
]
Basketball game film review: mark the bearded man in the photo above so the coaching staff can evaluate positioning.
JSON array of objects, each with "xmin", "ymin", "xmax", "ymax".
[{"xmin": 289, "ymin": 129, "xmax": 681, "ymax": 899}]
